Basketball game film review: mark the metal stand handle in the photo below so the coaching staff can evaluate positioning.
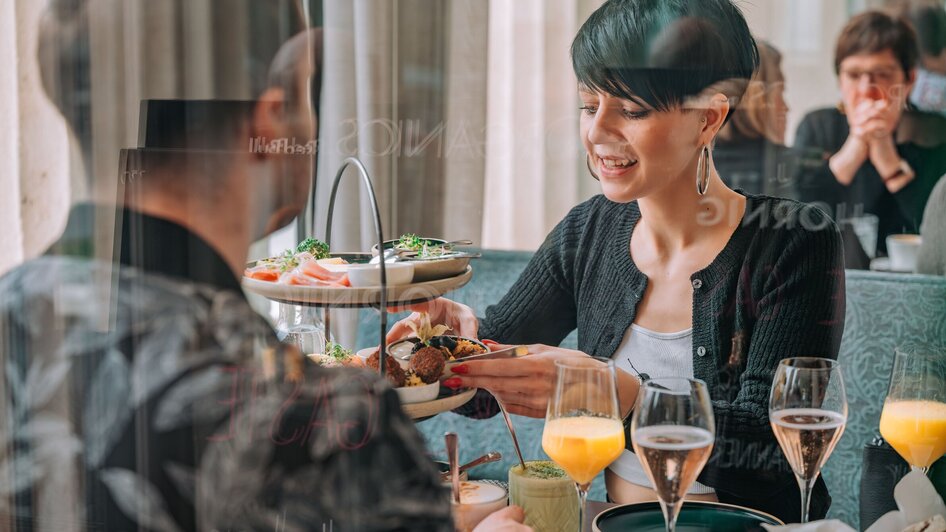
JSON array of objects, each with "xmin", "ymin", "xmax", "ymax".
[{"xmin": 322, "ymin": 157, "xmax": 388, "ymax": 377}]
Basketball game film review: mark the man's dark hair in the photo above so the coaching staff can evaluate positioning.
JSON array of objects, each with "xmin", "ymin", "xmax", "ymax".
[
  {"xmin": 834, "ymin": 11, "xmax": 919, "ymax": 75},
  {"xmin": 570, "ymin": 0, "xmax": 760, "ymax": 113}
]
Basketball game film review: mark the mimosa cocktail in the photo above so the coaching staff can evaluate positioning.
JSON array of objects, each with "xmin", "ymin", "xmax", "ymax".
[
  {"xmin": 880, "ymin": 400, "xmax": 946, "ymax": 469},
  {"xmin": 881, "ymin": 346, "xmax": 946, "ymax": 472},
  {"xmin": 543, "ymin": 358, "xmax": 623, "ymax": 532},
  {"xmin": 541, "ymin": 416, "xmax": 624, "ymax": 485}
]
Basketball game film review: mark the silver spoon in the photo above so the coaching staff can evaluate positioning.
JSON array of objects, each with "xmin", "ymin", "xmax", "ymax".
[
  {"xmin": 440, "ymin": 451, "xmax": 502, "ymax": 481},
  {"xmin": 445, "ymin": 432, "xmax": 461, "ymax": 504}
]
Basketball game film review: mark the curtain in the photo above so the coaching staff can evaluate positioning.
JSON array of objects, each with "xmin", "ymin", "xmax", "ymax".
[
  {"xmin": 481, "ymin": 0, "xmax": 603, "ymax": 250},
  {"xmin": 0, "ymin": 0, "xmax": 23, "ymax": 278},
  {"xmin": 313, "ymin": 0, "xmax": 486, "ymax": 249},
  {"xmin": 0, "ymin": 0, "xmax": 71, "ymax": 278},
  {"xmin": 311, "ymin": 0, "xmax": 489, "ymax": 344}
]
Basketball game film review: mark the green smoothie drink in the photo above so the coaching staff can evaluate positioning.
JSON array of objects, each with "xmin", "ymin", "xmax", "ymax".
[{"xmin": 508, "ymin": 461, "xmax": 579, "ymax": 532}]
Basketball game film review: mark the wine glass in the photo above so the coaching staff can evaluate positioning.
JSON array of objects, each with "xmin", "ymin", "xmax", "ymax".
[
  {"xmin": 769, "ymin": 357, "xmax": 847, "ymax": 523},
  {"xmin": 879, "ymin": 345, "xmax": 946, "ymax": 473},
  {"xmin": 631, "ymin": 378, "xmax": 716, "ymax": 532},
  {"xmin": 541, "ymin": 357, "xmax": 624, "ymax": 532}
]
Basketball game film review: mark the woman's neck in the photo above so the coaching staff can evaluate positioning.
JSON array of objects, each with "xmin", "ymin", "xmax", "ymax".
[{"xmin": 635, "ymin": 169, "xmax": 746, "ymax": 253}]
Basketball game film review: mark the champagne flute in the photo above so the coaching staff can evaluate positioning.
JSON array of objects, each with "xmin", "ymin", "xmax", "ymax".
[
  {"xmin": 879, "ymin": 345, "xmax": 946, "ymax": 473},
  {"xmin": 541, "ymin": 357, "xmax": 624, "ymax": 532},
  {"xmin": 631, "ymin": 378, "xmax": 715, "ymax": 532},
  {"xmin": 769, "ymin": 357, "xmax": 847, "ymax": 523}
]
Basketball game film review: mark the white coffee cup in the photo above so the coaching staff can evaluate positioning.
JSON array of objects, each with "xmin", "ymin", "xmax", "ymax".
[
  {"xmin": 886, "ymin": 234, "xmax": 922, "ymax": 272},
  {"xmin": 451, "ymin": 481, "xmax": 507, "ymax": 532}
]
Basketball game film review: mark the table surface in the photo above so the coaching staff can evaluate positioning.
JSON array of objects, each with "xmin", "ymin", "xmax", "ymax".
[{"xmin": 583, "ymin": 500, "xmax": 617, "ymax": 532}]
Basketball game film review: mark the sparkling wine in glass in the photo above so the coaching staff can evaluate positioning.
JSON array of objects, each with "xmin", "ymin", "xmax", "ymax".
[
  {"xmin": 631, "ymin": 378, "xmax": 715, "ymax": 532},
  {"xmin": 542, "ymin": 357, "xmax": 624, "ymax": 532},
  {"xmin": 879, "ymin": 345, "xmax": 946, "ymax": 473},
  {"xmin": 769, "ymin": 357, "xmax": 847, "ymax": 523}
]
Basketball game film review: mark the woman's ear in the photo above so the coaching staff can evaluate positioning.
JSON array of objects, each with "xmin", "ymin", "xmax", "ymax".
[
  {"xmin": 251, "ymin": 87, "xmax": 288, "ymax": 158},
  {"xmin": 701, "ymin": 92, "xmax": 731, "ymax": 145}
]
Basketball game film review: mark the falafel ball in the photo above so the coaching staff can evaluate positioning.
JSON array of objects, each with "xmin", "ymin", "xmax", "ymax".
[
  {"xmin": 411, "ymin": 346, "xmax": 446, "ymax": 384},
  {"xmin": 366, "ymin": 351, "xmax": 407, "ymax": 387}
]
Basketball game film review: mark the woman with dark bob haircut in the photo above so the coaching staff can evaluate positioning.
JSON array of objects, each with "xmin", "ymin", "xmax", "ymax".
[
  {"xmin": 390, "ymin": 0, "xmax": 844, "ymax": 522},
  {"xmin": 794, "ymin": 11, "xmax": 946, "ymax": 256}
]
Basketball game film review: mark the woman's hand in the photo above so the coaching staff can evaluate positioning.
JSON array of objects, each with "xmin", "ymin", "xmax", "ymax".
[
  {"xmin": 472, "ymin": 505, "xmax": 532, "ymax": 532},
  {"xmin": 445, "ymin": 344, "xmax": 641, "ymax": 419},
  {"xmin": 385, "ymin": 298, "xmax": 478, "ymax": 343},
  {"xmin": 443, "ymin": 344, "xmax": 589, "ymax": 418}
]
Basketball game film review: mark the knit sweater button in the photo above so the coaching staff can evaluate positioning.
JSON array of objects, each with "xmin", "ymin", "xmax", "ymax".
[
  {"xmin": 692, "ymin": 279, "xmax": 703, "ymax": 290},
  {"xmin": 697, "ymin": 346, "xmax": 707, "ymax": 357}
]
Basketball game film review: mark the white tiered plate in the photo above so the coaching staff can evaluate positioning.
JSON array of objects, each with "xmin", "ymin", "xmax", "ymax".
[
  {"xmin": 402, "ymin": 387, "xmax": 477, "ymax": 420},
  {"xmin": 242, "ymin": 266, "xmax": 472, "ymax": 308}
]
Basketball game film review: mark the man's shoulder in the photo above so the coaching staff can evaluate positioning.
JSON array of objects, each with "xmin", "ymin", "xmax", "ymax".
[{"xmin": 0, "ymin": 255, "xmax": 272, "ymax": 363}]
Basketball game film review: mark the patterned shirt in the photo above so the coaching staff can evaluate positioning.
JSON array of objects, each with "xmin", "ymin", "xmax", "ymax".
[{"xmin": 0, "ymin": 206, "xmax": 452, "ymax": 531}]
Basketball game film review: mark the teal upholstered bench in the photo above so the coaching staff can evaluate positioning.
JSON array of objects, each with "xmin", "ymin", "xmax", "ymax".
[
  {"xmin": 822, "ymin": 270, "xmax": 946, "ymax": 529},
  {"xmin": 357, "ymin": 253, "xmax": 946, "ymax": 525}
]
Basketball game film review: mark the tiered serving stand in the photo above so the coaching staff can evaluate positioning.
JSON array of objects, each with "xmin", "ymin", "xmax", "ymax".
[{"xmin": 242, "ymin": 157, "xmax": 477, "ymax": 418}]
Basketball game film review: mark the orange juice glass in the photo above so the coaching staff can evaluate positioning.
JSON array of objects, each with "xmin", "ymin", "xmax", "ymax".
[
  {"xmin": 541, "ymin": 416, "xmax": 625, "ymax": 485},
  {"xmin": 880, "ymin": 399, "xmax": 946, "ymax": 469}
]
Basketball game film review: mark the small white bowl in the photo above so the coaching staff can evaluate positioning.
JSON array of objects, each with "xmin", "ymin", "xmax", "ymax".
[
  {"xmin": 357, "ymin": 346, "xmax": 410, "ymax": 369},
  {"xmin": 346, "ymin": 262, "xmax": 415, "ymax": 287},
  {"xmin": 395, "ymin": 381, "xmax": 439, "ymax": 404}
]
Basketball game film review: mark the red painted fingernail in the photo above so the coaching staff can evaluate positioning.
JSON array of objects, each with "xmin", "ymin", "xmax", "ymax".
[
  {"xmin": 482, "ymin": 339, "xmax": 499, "ymax": 346},
  {"xmin": 451, "ymin": 365, "xmax": 469, "ymax": 375},
  {"xmin": 443, "ymin": 378, "xmax": 462, "ymax": 389}
]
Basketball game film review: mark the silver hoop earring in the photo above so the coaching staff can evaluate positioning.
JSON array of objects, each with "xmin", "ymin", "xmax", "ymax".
[
  {"xmin": 586, "ymin": 154, "xmax": 600, "ymax": 181},
  {"xmin": 696, "ymin": 145, "xmax": 710, "ymax": 196}
]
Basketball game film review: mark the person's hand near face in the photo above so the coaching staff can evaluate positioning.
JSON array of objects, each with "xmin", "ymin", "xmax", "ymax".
[{"xmin": 829, "ymin": 50, "xmax": 915, "ymax": 189}]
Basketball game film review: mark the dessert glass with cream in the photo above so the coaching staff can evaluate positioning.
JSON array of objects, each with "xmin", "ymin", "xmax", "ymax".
[{"xmin": 451, "ymin": 480, "xmax": 507, "ymax": 531}]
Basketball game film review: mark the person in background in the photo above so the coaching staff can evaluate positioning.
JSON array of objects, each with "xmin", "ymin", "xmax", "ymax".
[
  {"xmin": 888, "ymin": 0, "xmax": 946, "ymax": 118},
  {"xmin": 714, "ymin": 41, "xmax": 796, "ymax": 197},
  {"xmin": 0, "ymin": 1, "xmax": 528, "ymax": 530},
  {"xmin": 917, "ymin": 175, "xmax": 946, "ymax": 275},
  {"xmin": 793, "ymin": 11, "xmax": 946, "ymax": 256}
]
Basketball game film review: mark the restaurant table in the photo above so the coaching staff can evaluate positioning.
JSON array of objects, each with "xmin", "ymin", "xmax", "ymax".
[{"xmin": 583, "ymin": 500, "xmax": 617, "ymax": 531}]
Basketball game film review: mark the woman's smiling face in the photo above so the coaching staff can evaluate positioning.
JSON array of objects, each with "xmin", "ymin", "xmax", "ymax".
[{"xmin": 579, "ymin": 88, "xmax": 706, "ymax": 203}]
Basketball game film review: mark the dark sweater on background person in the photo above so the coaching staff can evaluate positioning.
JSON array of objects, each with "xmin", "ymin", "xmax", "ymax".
[
  {"xmin": 460, "ymin": 193, "xmax": 845, "ymax": 523},
  {"xmin": 714, "ymin": 136, "xmax": 798, "ymax": 198},
  {"xmin": 793, "ymin": 108, "xmax": 946, "ymax": 253}
]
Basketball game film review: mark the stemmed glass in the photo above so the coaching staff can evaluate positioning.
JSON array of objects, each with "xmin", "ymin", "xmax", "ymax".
[
  {"xmin": 769, "ymin": 357, "xmax": 848, "ymax": 523},
  {"xmin": 879, "ymin": 345, "xmax": 946, "ymax": 473},
  {"xmin": 542, "ymin": 358, "xmax": 625, "ymax": 532},
  {"xmin": 631, "ymin": 378, "xmax": 716, "ymax": 532}
]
